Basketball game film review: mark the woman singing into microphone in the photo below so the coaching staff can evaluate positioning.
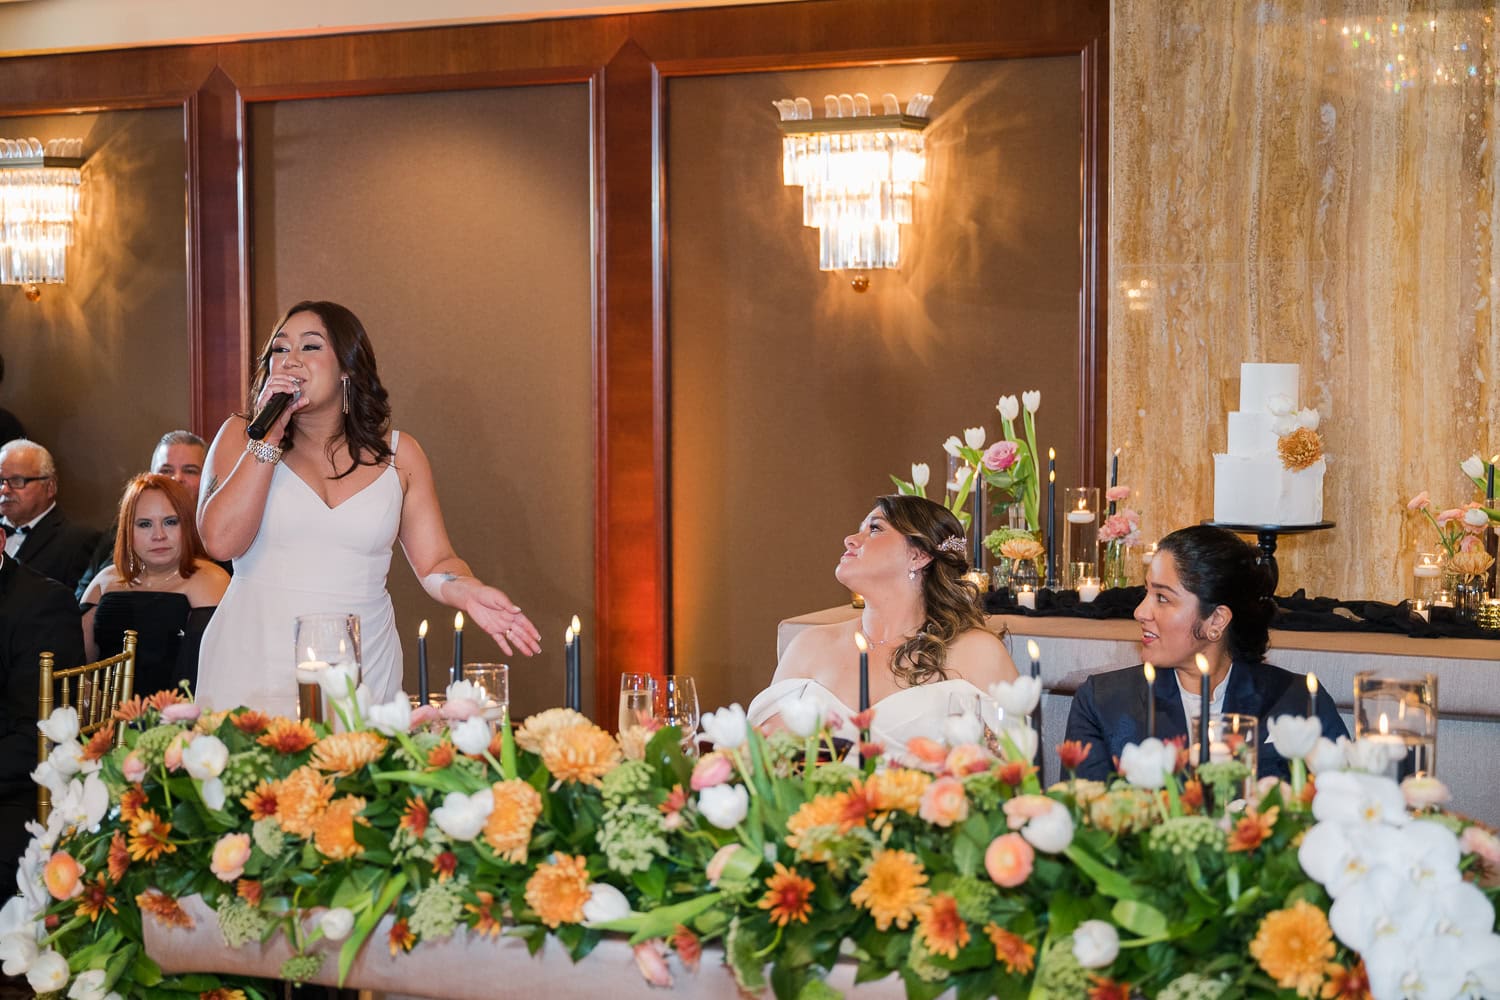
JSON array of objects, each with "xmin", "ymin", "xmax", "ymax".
[{"xmin": 195, "ymin": 301, "xmax": 541, "ymax": 716}]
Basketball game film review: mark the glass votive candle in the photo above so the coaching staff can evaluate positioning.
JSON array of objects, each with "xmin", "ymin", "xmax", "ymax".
[
  {"xmin": 1353, "ymin": 672, "xmax": 1437, "ymax": 781},
  {"xmin": 1062, "ymin": 487, "xmax": 1099, "ymax": 589},
  {"xmin": 1015, "ymin": 585, "xmax": 1036, "ymax": 610},
  {"xmin": 1190, "ymin": 712, "xmax": 1259, "ymax": 795},
  {"xmin": 1411, "ymin": 599, "xmax": 1431, "ymax": 623},
  {"xmin": 1077, "ymin": 577, "xmax": 1101, "ymax": 602},
  {"xmin": 1413, "ymin": 551, "xmax": 1444, "ymax": 604}
]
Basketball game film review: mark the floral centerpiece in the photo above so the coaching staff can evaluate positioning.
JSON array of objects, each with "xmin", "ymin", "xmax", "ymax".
[
  {"xmin": 12, "ymin": 675, "xmax": 1500, "ymax": 1000},
  {"xmin": 1098, "ymin": 487, "xmax": 1142, "ymax": 589}
]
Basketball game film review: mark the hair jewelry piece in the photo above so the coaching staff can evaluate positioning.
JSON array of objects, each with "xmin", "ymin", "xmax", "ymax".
[{"xmin": 937, "ymin": 535, "xmax": 966, "ymax": 554}]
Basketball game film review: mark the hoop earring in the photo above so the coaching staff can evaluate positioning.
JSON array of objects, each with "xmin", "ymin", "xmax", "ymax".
[{"xmin": 341, "ymin": 375, "xmax": 350, "ymax": 415}]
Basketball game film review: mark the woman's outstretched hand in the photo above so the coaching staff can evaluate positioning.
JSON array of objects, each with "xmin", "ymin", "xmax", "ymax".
[{"xmin": 465, "ymin": 585, "xmax": 542, "ymax": 657}]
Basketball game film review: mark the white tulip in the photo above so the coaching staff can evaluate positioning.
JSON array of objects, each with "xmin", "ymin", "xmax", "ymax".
[
  {"xmin": 36, "ymin": 707, "xmax": 79, "ymax": 746},
  {"xmin": 316, "ymin": 665, "xmax": 358, "ymax": 702},
  {"xmin": 450, "ymin": 717, "xmax": 493, "ymax": 756},
  {"xmin": 367, "ymin": 695, "xmax": 413, "ymax": 736},
  {"xmin": 1019, "ymin": 800, "xmax": 1074, "ymax": 854},
  {"xmin": 1071, "ymin": 920, "xmax": 1119, "ymax": 969},
  {"xmin": 941, "ymin": 435, "xmax": 963, "ymax": 458},
  {"xmin": 1341, "ymin": 738, "xmax": 1408, "ymax": 778},
  {"xmin": 942, "ymin": 713, "xmax": 983, "ymax": 748},
  {"xmin": 0, "ymin": 932, "xmax": 37, "ymax": 977},
  {"xmin": 1021, "ymin": 390, "xmax": 1041, "ymax": 414},
  {"xmin": 66, "ymin": 969, "xmax": 108, "ymax": 1000},
  {"xmin": 199, "ymin": 777, "xmax": 226, "ymax": 812},
  {"xmin": 445, "ymin": 679, "xmax": 485, "ymax": 705},
  {"xmin": 431, "ymin": 788, "xmax": 494, "ymax": 842},
  {"xmin": 1118, "ymin": 738, "xmax": 1177, "ymax": 790},
  {"xmin": 963, "ymin": 426, "xmax": 985, "ymax": 450},
  {"xmin": 319, "ymin": 907, "xmax": 355, "ymax": 942},
  {"xmin": 1461, "ymin": 454, "xmax": 1486, "ymax": 479},
  {"xmin": 182, "ymin": 735, "xmax": 228, "ymax": 780},
  {"xmin": 988, "ymin": 677, "xmax": 1041, "ymax": 718},
  {"xmin": 779, "ymin": 695, "xmax": 821, "ymax": 739},
  {"xmin": 700, "ymin": 704, "xmax": 748, "ymax": 750},
  {"xmin": 996, "ymin": 395, "xmax": 1020, "ymax": 421},
  {"xmin": 26, "ymin": 950, "xmax": 68, "ymax": 992},
  {"xmin": 697, "ymin": 783, "xmax": 749, "ymax": 829},
  {"xmin": 1464, "ymin": 507, "xmax": 1490, "ymax": 527},
  {"xmin": 996, "ymin": 722, "xmax": 1038, "ymax": 763},
  {"xmin": 1295, "ymin": 407, "xmax": 1320, "ymax": 431},
  {"xmin": 1305, "ymin": 737, "xmax": 1347, "ymax": 774},
  {"xmin": 1265, "ymin": 716, "xmax": 1321, "ymax": 760},
  {"xmin": 582, "ymin": 883, "xmax": 633, "ymax": 924},
  {"xmin": 910, "ymin": 463, "xmax": 930, "ymax": 490}
]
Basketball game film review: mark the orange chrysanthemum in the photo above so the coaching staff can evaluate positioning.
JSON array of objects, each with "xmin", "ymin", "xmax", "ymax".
[
  {"xmin": 145, "ymin": 690, "xmax": 188, "ymax": 711},
  {"xmin": 389, "ymin": 917, "xmax": 415, "ymax": 956},
  {"xmin": 524, "ymin": 853, "xmax": 591, "ymax": 929},
  {"xmin": 237, "ymin": 879, "xmax": 262, "ymax": 906},
  {"xmin": 242, "ymin": 781, "xmax": 279, "ymax": 821},
  {"xmin": 400, "ymin": 796, "xmax": 430, "ymax": 839},
  {"xmin": 916, "ymin": 893, "xmax": 969, "ymax": 960},
  {"xmin": 984, "ymin": 923, "xmax": 1036, "ymax": 975},
  {"xmin": 659, "ymin": 784, "xmax": 689, "ymax": 817},
  {"xmin": 76, "ymin": 874, "xmax": 117, "ymax": 922},
  {"xmin": 785, "ymin": 794, "xmax": 847, "ymax": 861},
  {"xmin": 1181, "ymin": 779, "xmax": 1205, "ymax": 813},
  {"xmin": 834, "ymin": 785, "xmax": 875, "ymax": 833},
  {"xmin": 127, "ymin": 808, "xmax": 176, "ymax": 862},
  {"xmin": 312, "ymin": 796, "xmax": 367, "ymax": 860},
  {"xmin": 432, "ymin": 851, "xmax": 458, "ymax": 882},
  {"xmin": 466, "ymin": 891, "xmax": 503, "ymax": 938},
  {"xmin": 757, "ymin": 863, "xmax": 815, "ymax": 926},
  {"xmin": 311, "ymin": 731, "xmax": 387, "ymax": 773},
  {"xmin": 258, "ymin": 718, "xmax": 318, "ymax": 755},
  {"xmin": 136, "ymin": 889, "xmax": 193, "ymax": 928},
  {"xmin": 1228, "ymin": 806, "xmax": 1280, "ymax": 854},
  {"xmin": 273, "ymin": 766, "xmax": 336, "ymax": 838},
  {"xmin": 230, "ymin": 710, "xmax": 272, "ymax": 735},
  {"xmin": 864, "ymin": 769, "xmax": 932, "ymax": 814},
  {"xmin": 514, "ymin": 708, "xmax": 591, "ymax": 754},
  {"xmin": 1251, "ymin": 900, "xmax": 1335, "ymax": 998},
  {"xmin": 483, "ymin": 779, "xmax": 543, "ymax": 863},
  {"xmin": 200, "ymin": 990, "xmax": 249, "ymax": 1000},
  {"xmin": 107, "ymin": 831, "xmax": 130, "ymax": 882},
  {"xmin": 1322, "ymin": 961, "xmax": 1373, "ymax": 1000},
  {"xmin": 81, "ymin": 726, "xmax": 114, "ymax": 762},
  {"xmin": 851, "ymin": 849, "xmax": 930, "ymax": 931},
  {"xmin": 118, "ymin": 787, "xmax": 147, "ymax": 822},
  {"xmin": 112, "ymin": 696, "xmax": 151, "ymax": 724},
  {"xmin": 671, "ymin": 925, "xmax": 701, "ymax": 973},
  {"xmin": 539, "ymin": 724, "xmax": 622, "ymax": 787},
  {"xmin": 1088, "ymin": 975, "xmax": 1133, "ymax": 1000},
  {"xmin": 427, "ymin": 740, "xmax": 456, "ymax": 769}
]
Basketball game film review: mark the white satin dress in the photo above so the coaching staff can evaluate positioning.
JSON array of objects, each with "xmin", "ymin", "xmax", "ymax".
[
  {"xmin": 197, "ymin": 432, "xmax": 406, "ymax": 717},
  {"xmin": 746, "ymin": 677, "xmax": 995, "ymax": 757}
]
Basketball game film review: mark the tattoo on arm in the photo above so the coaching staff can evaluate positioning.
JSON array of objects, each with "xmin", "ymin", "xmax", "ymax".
[
  {"xmin": 440, "ymin": 573, "xmax": 458, "ymax": 583},
  {"xmin": 203, "ymin": 475, "xmax": 221, "ymax": 500}
]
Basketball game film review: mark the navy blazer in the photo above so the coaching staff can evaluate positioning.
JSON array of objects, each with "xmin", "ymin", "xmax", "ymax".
[{"xmin": 1064, "ymin": 659, "xmax": 1349, "ymax": 782}]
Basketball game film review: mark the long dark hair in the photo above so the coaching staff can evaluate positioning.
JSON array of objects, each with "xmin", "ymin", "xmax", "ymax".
[
  {"xmin": 874, "ymin": 494, "xmax": 993, "ymax": 687},
  {"xmin": 114, "ymin": 474, "xmax": 207, "ymax": 583},
  {"xmin": 1156, "ymin": 525, "xmax": 1276, "ymax": 664},
  {"xmin": 250, "ymin": 300, "xmax": 392, "ymax": 479}
]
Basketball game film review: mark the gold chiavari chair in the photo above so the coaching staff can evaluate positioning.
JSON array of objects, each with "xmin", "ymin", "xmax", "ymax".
[{"xmin": 37, "ymin": 630, "xmax": 137, "ymax": 824}]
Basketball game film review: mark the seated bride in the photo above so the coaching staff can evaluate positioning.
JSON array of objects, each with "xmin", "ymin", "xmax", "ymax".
[{"xmin": 747, "ymin": 494, "xmax": 1019, "ymax": 755}]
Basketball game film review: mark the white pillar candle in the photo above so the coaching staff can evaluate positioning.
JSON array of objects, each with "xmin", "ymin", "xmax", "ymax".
[
  {"xmin": 1016, "ymin": 587, "xmax": 1036, "ymax": 610},
  {"xmin": 1077, "ymin": 579, "xmax": 1101, "ymax": 603}
]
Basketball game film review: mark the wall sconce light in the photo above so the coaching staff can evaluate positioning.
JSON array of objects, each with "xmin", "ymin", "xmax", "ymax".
[
  {"xmin": 0, "ymin": 138, "xmax": 85, "ymax": 302},
  {"xmin": 774, "ymin": 93, "xmax": 932, "ymax": 291}
]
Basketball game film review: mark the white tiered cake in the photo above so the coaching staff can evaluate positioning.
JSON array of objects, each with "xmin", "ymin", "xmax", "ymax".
[{"xmin": 1212, "ymin": 363, "xmax": 1325, "ymax": 526}]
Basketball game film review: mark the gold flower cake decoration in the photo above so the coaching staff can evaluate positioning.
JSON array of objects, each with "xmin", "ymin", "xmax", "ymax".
[{"xmin": 1276, "ymin": 428, "xmax": 1323, "ymax": 472}]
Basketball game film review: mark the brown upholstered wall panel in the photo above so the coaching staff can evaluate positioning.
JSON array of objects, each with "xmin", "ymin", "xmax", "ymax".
[
  {"xmin": 247, "ymin": 85, "xmax": 593, "ymax": 717},
  {"xmin": 669, "ymin": 58, "xmax": 1084, "ymax": 712},
  {"xmin": 0, "ymin": 108, "xmax": 190, "ymax": 532}
]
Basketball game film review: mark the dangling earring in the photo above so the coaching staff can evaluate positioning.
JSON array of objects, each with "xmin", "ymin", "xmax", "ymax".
[
  {"xmin": 341, "ymin": 375, "xmax": 350, "ymax": 415},
  {"xmin": 908, "ymin": 567, "xmax": 917, "ymax": 581}
]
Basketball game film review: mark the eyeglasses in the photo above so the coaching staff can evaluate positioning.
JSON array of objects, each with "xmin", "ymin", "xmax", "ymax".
[{"xmin": 0, "ymin": 475, "xmax": 50, "ymax": 490}]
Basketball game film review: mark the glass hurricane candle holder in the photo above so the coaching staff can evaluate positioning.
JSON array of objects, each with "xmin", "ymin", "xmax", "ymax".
[
  {"xmin": 1190, "ymin": 712, "xmax": 1259, "ymax": 798},
  {"xmin": 462, "ymin": 663, "xmax": 509, "ymax": 723},
  {"xmin": 1353, "ymin": 671, "xmax": 1437, "ymax": 781},
  {"xmin": 1061, "ymin": 487, "xmax": 1099, "ymax": 589},
  {"xmin": 1412, "ymin": 550, "xmax": 1444, "ymax": 605},
  {"xmin": 294, "ymin": 612, "xmax": 362, "ymax": 724}
]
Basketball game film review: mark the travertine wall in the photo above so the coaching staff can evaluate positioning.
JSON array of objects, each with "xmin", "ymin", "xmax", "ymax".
[{"xmin": 1110, "ymin": 0, "xmax": 1498, "ymax": 601}]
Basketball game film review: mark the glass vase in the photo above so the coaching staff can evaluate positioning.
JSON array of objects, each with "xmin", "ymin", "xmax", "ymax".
[
  {"xmin": 1102, "ymin": 539, "xmax": 1131, "ymax": 590},
  {"xmin": 1454, "ymin": 575, "xmax": 1486, "ymax": 623}
]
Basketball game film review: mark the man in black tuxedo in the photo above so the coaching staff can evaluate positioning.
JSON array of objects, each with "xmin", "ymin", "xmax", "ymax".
[
  {"xmin": 0, "ymin": 533, "xmax": 85, "ymax": 896},
  {"xmin": 0, "ymin": 439, "xmax": 102, "ymax": 595}
]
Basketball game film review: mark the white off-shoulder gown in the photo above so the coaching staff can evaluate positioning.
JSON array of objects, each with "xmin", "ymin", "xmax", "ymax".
[
  {"xmin": 746, "ymin": 677, "xmax": 995, "ymax": 757},
  {"xmin": 197, "ymin": 432, "xmax": 406, "ymax": 717}
]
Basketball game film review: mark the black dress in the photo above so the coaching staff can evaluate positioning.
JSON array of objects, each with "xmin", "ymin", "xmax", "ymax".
[{"xmin": 89, "ymin": 591, "xmax": 216, "ymax": 697}]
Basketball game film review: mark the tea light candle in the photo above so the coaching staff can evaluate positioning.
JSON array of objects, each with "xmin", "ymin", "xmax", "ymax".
[
  {"xmin": 1141, "ymin": 542, "xmax": 1157, "ymax": 566},
  {"xmin": 1077, "ymin": 577, "xmax": 1101, "ymax": 603},
  {"xmin": 1066, "ymin": 499, "xmax": 1094, "ymax": 524},
  {"xmin": 1016, "ymin": 585, "xmax": 1036, "ymax": 610},
  {"xmin": 1413, "ymin": 563, "xmax": 1442, "ymax": 580},
  {"xmin": 295, "ymin": 657, "xmax": 330, "ymax": 685},
  {"xmin": 1411, "ymin": 599, "xmax": 1431, "ymax": 623}
]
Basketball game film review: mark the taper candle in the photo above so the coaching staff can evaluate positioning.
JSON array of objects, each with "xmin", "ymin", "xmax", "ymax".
[
  {"xmin": 1489, "ymin": 454, "xmax": 1497, "ymax": 501},
  {"xmin": 452, "ymin": 611, "xmax": 464, "ymax": 685},
  {"xmin": 417, "ymin": 619, "xmax": 430, "ymax": 705},
  {"xmin": 1108, "ymin": 448, "xmax": 1121, "ymax": 515},
  {"xmin": 1306, "ymin": 672, "xmax": 1318, "ymax": 718},
  {"xmin": 569, "ymin": 614, "xmax": 583, "ymax": 711},
  {"xmin": 854, "ymin": 631, "xmax": 870, "ymax": 712},
  {"xmin": 1143, "ymin": 661, "xmax": 1156, "ymax": 738},
  {"xmin": 1195, "ymin": 653, "xmax": 1211, "ymax": 764},
  {"xmin": 1045, "ymin": 449, "xmax": 1057, "ymax": 587},
  {"xmin": 971, "ymin": 471, "xmax": 985, "ymax": 571}
]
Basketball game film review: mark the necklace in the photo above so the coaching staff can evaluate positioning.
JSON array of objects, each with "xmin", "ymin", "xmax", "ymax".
[
  {"xmin": 862, "ymin": 627, "xmax": 923, "ymax": 647},
  {"xmin": 135, "ymin": 567, "xmax": 181, "ymax": 588}
]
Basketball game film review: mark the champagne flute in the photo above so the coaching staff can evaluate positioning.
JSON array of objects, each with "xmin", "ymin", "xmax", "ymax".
[
  {"xmin": 660, "ymin": 676, "xmax": 700, "ymax": 755},
  {"xmin": 619, "ymin": 673, "xmax": 658, "ymax": 734}
]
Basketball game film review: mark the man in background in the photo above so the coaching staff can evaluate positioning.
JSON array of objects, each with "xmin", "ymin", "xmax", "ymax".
[
  {"xmin": 150, "ymin": 429, "xmax": 207, "ymax": 500},
  {"xmin": 0, "ymin": 439, "xmax": 100, "ymax": 594}
]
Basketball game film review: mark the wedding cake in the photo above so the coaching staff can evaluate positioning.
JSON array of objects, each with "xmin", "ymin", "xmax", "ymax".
[{"xmin": 1212, "ymin": 363, "xmax": 1325, "ymax": 526}]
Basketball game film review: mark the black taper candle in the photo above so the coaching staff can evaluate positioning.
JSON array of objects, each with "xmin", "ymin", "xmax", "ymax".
[
  {"xmin": 452, "ymin": 612, "xmax": 464, "ymax": 685},
  {"xmin": 1196, "ymin": 653, "xmax": 1212, "ymax": 765},
  {"xmin": 417, "ymin": 620, "xmax": 430, "ymax": 705},
  {"xmin": 1144, "ymin": 662, "xmax": 1156, "ymax": 739},
  {"xmin": 855, "ymin": 632, "xmax": 870, "ymax": 712},
  {"xmin": 971, "ymin": 470, "xmax": 985, "ymax": 571},
  {"xmin": 1108, "ymin": 448, "xmax": 1120, "ymax": 516}
]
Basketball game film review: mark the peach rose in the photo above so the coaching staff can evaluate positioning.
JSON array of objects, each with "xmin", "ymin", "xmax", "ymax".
[
  {"xmin": 944, "ymin": 744, "xmax": 989, "ymax": 777},
  {"xmin": 705, "ymin": 844, "xmax": 742, "ymax": 886},
  {"xmin": 905, "ymin": 737, "xmax": 948, "ymax": 769},
  {"xmin": 122, "ymin": 751, "xmax": 147, "ymax": 784},
  {"xmin": 690, "ymin": 753, "xmax": 734, "ymax": 791},
  {"xmin": 1002, "ymin": 794, "xmax": 1055, "ymax": 829},
  {"xmin": 984, "ymin": 833, "xmax": 1035, "ymax": 888},
  {"xmin": 918, "ymin": 776, "xmax": 970, "ymax": 828},
  {"xmin": 210, "ymin": 833, "xmax": 253, "ymax": 882},
  {"xmin": 1461, "ymin": 825, "xmax": 1500, "ymax": 866},
  {"xmin": 163, "ymin": 731, "xmax": 193, "ymax": 771},
  {"xmin": 43, "ymin": 851, "xmax": 84, "ymax": 900}
]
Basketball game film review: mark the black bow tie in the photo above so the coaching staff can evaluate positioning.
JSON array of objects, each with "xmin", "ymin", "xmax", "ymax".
[{"xmin": 1, "ymin": 523, "xmax": 28, "ymax": 536}]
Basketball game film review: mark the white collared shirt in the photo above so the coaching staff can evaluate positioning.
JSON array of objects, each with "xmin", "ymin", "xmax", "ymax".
[{"xmin": 3, "ymin": 502, "xmax": 54, "ymax": 558}]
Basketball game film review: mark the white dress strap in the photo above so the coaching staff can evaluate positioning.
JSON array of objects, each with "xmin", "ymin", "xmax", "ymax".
[{"xmin": 390, "ymin": 430, "xmax": 401, "ymax": 455}]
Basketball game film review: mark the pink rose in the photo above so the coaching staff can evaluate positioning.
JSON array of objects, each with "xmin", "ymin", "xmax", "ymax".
[
  {"xmin": 918, "ymin": 776, "xmax": 970, "ymax": 828},
  {"xmin": 161, "ymin": 702, "xmax": 201, "ymax": 724},
  {"xmin": 982, "ymin": 441, "xmax": 1019, "ymax": 473},
  {"xmin": 1461, "ymin": 825, "xmax": 1500, "ymax": 867},
  {"xmin": 409, "ymin": 704, "xmax": 442, "ymax": 728},
  {"xmin": 944, "ymin": 744, "xmax": 989, "ymax": 777},
  {"xmin": 632, "ymin": 940, "xmax": 673, "ymax": 988},
  {"xmin": 1437, "ymin": 508, "xmax": 1464, "ymax": 526},
  {"xmin": 984, "ymin": 832, "xmax": 1035, "ymax": 887},
  {"xmin": 440, "ymin": 698, "xmax": 482, "ymax": 721},
  {"xmin": 1401, "ymin": 776, "xmax": 1451, "ymax": 809},
  {"xmin": 1002, "ymin": 794, "xmax": 1056, "ymax": 829},
  {"xmin": 122, "ymin": 751, "xmax": 147, "ymax": 784},
  {"xmin": 705, "ymin": 844, "xmax": 742, "ymax": 886},
  {"xmin": 210, "ymin": 833, "xmax": 252, "ymax": 882},
  {"xmin": 1106, "ymin": 486, "xmax": 1131, "ymax": 502},
  {"xmin": 690, "ymin": 752, "xmax": 733, "ymax": 791},
  {"xmin": 1407, "ymin": 491, "xmax": 1431, "ymax": 511}
]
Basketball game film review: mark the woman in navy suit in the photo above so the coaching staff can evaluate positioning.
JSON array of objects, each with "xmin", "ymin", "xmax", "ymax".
[{"xmin": 1064, "ymin": 524, "xmax": 1347, "ymax": 781}]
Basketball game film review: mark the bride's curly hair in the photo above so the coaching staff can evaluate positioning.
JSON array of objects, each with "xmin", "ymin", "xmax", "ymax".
[{"xmin": 874, "ymin": 494, "xmax": 996, "ymax": 688}]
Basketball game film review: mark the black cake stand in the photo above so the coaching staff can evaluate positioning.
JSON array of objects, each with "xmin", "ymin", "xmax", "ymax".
[{"xmin": 1200, "ymin": 520, "xmax": 1335, "ymax": 594}]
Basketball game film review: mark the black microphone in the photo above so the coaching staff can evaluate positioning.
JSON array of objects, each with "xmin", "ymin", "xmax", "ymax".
[{"xmin": 246, "ymin": 392, "xmax": 294, "ymax": 441}]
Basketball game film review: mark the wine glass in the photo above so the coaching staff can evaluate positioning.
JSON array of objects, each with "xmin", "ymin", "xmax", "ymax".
[
  {"xmin": 660, "ymin": 676, "xmax": 700, "ymax": 754},
  {"xmin": 619, "ymin": 673, "xmax": 658, "ymax": 733}
]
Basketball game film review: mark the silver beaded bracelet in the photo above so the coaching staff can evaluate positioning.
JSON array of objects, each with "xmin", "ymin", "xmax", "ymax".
[{"xmin": 246, "ymin": 439, "xmax": 283, "ymax": 464}]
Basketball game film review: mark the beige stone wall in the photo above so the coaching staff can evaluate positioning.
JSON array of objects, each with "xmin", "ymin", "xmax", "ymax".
[{"xmin": 1110, "ymin": 0, "xmax": 1498, "ymax": 600}]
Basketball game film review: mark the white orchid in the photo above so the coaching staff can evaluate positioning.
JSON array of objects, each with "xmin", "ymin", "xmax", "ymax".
[
  {"xmin": 1267, "ymin": 393, "xmax": 1295, "ymax": 416},
  {"xmin": 941, "ymin": 435, "xmax": 963, "ymax": 458},
  {"xmin": 910, "ymin": 463, "xmax": 930, "ymax": 490},
  {"xmin": 779, "ymin": 694, "xmax": 821, "ymax": 739},
  {"xmin": 50, "ymin": 774, "xmax": 110, "ymax": 833},
  {"xmin": 28, "ymin": 760, "xmax": 68, "ymax": 801},
  {"xmin": 700, "ymin": 704, "xmax": 748, "ymax": 750},
  {"xmin": 1265, "ymin": 715, "xmax": 1321, "ymax": 760},
  {"xmin": 182, "ymin": 734, "xmax": 228, "ymax": 780},
  {"xmin": 1461, "ymin": 454, "xmax": 1486, "ymax": 479},
  {"xmin": 431, "ymin": 788, "xmax": 494, "ymax": 842},
  {"xmin": 319, "ymin": 907, "xmax": 355, "ymax": 942},
  {"xmin": 450, "ymin": 717, "xmax": 493, "ymax": 756},
  {"xmin": 963, "ymin": 426, "xmax": 985, "ymax": 450},
  {"xmin": 1312, "ymin": 770, "xmax": 1409, "ymax": 827},
  {"xmin": 1297, "ymin": 821, "xmax": 1402, "ymax": 897},
  {"xmin": 0, "ymin": 931, "xmax": 37, "ymax": 977},
  {"xmin": 1295, "ymin": 407, "xmax": 1320, "ymax": 431},
  {"xmin": 582, "ymin": 883, "xmax": 633, "ymax": 924},
  {"xmin": 1071, "ymin": 920, "xmax": 1119, "ymax": 969},
  {"xmin": 36, "ymin": 707, "xmax": 78, "ymax": 746},
  {"xmin": 1019, "ymin": 799, "xmax": 1074, "ymax": 853},
  {"xmin": 996, "ymin": 395, "xmax": 1020, "ymax": 421},
  {"xmin": 47, "ymin": 741, "xmax": 86, "ymax": 779},
  {"xmin": 1340, "ymin": 737, "xmax": 1407, "ymax": 776},
  {"xmin": 1021, "ymin": 390, "xmax": 1041, "ymax": 414},
  {"xmin": 988, "ymin": 677, "xmax": 1041, "ymax": 719},
  {"xmin": 697, "ymin": 784, "xmax": 749, "ymax": 829},
  {"xmin": 1118, "ymin": 738, "xmax": 1177, "ymax": 790},
  {"xmin": 366, "ymin": 695, "xmax": 413, "ymax": 736}
]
